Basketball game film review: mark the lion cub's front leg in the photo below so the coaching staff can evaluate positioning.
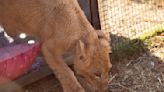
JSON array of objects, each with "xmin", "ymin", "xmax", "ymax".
[{"xmin": 41, "ymin": 41, "xmax": 85, "ymax": 92}]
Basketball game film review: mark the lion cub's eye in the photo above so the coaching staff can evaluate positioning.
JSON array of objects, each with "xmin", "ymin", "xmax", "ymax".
[
  {"xmin": 94, "ymin": 71, "xmax": 101, "ymax": 78},
  {"xmin": 79, "ymin": 55, "xmax": 84, "ymax": 60}
]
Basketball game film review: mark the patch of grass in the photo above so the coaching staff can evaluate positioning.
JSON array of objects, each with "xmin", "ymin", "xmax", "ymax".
[
  {"xmin": 138, "ymin": 27, "xmax": 164, "ymax": 41},
  {"xmin": 112, "ymin": 26, "xmax": 164, "ymax": 58},
  {"xmin": 133, "ymin": 0, "xmax": 163, "ymax": 4},
  {"xmin": 112, "ymin": 39, "xmax": 144, "ymax": 59}
]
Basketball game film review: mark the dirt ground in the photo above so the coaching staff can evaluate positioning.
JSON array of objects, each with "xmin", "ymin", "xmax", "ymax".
[
  {"xmin": 109, "ymin": 34, "xmax": 164, "ymax": 92},
  {"xmin": 24, "ymin": 0, "xmax": 164, "ymax": 92}
]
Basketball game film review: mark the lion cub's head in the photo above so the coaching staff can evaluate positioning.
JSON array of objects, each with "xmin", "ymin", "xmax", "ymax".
[{"xmin": 74, "ymin": 30, "xmax": 112, "ymax": 92}]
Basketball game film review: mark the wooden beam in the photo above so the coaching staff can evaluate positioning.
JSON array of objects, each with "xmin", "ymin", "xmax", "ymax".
[
  {"xmin": 77, "ymin": 0, "xmax": 91, "ymax": 22},
  {"xmin": 90, "ymin": 0, "xmax": 101, "ymax": 30}
]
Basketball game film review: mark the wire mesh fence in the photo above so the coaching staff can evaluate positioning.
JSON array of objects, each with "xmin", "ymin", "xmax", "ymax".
[
  {"xmin": 99, "ymin": 1, "xmax": 164, "ymax": 92},
  {"xmin": 98, "ymin": 0, "xmax": 164, "ymax": 51},
  {"xmin": 108, "ymin": 0, "xmax": 164, "ymax": 37}
]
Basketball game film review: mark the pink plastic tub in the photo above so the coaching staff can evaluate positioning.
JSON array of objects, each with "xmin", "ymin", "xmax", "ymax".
[{"xmin": 0, "ymin": 42, "xmax": 41, "ymax": 85}]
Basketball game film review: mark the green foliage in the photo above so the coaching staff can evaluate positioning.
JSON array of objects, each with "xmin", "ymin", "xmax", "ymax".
[
  {"xmin": 135, "ymin": 0, "xmax": 164, "ymax": 5},
  {"xmin": 112, "ymin": 27, "xmax": 164, "ymax": 58},
  {"xmin": 138, "ymin": 27, "xmax": 164, "ymax": 41},
  {"xmin": 113, "ymin": 39, "xmax": 144, "ymax": 57}
]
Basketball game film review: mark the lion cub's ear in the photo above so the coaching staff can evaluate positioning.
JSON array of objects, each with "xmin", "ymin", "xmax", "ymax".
[
  {"xmin": 75, "ymin": 40, "xmax": 91, "ymax": 66},
  {"xmin": 96, "ymin": 30, "xmax": 112, "ymax": 53},
  {"xmin": 76, "ymin": 40, "xmax": 85, "ymax": 55}
]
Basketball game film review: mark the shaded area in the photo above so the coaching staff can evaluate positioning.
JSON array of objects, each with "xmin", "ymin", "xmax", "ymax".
[
  {"xmin": 109, "ymin": 31, "xmax": 164, "ymax": 92},
  {"xmin": 23, "ymin": 31, "xmax": 164, "ymax": 92}
]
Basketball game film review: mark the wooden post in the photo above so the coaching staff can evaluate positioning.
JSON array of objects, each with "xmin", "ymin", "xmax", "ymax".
[
  {"xmin": 77, "ymin": 0, "xmax": 91, "ymax": 22},
  {"xmin": 89, "ymin": 0, "xmax": 101, "ymax": 30}
]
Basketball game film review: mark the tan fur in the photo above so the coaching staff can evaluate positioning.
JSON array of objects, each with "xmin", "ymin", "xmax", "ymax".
[{"xmin": 0, "ymin": 0, "xmax": 112, "ymax": 92}]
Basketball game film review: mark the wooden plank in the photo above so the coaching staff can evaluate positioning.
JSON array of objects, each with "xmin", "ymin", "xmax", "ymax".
[
  {"xmin": 77, "ymin": 0, "xmax": 91, "ymax": 22},
  {"xmin": 16, "ymin": 65, "xmax": 52, "ymax": 86},
  {"xmin": 90, "ymin": 0, "xmax": 101, "ymax": 30}
]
